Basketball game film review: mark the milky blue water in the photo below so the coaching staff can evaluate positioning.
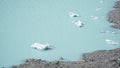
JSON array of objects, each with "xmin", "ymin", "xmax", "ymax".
[{"xmin": 0, "ymin": 0, "xmax": 120, "ymax": 67}]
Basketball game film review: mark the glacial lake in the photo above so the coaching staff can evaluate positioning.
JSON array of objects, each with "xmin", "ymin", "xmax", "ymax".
[{"xmin": 0, "ymin": 0, "xmax": 120, "ymax": 67}]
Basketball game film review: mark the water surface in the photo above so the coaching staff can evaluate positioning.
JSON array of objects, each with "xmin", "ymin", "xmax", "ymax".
[{"xmin": 0, "ymin": 0, "xmax": 120, "ymax": 67}]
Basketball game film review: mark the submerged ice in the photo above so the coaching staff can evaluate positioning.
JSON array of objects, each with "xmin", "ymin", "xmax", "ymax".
[{"xmin": 105, "ymin": 39, "xmax": 118, "ymax": 45}]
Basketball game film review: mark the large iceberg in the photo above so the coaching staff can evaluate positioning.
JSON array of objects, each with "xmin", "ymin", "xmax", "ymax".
[{"xmin": 31, "ymin": 43, "xmax": 53, "ymax": 51}]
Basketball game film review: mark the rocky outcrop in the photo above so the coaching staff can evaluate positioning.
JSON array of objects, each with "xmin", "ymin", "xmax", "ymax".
[
  {"xmin": 108, "ymin": 1, "xmax": 120, "ymax": 29},
  {"xmin": 11, "ymin": 48, "xmax": 120, "ymax": 68},
  {"xmin": 82, "ymin": 48, "xmax": 120, "ymax": 62},
  {"xmin": 114, "ymin": 1, "xmax": 120, "ymax": 8}
]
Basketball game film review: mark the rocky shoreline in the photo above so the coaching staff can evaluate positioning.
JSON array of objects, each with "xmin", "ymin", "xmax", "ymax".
[
  {"xmin": 108, "ymin": 0, "xmax": 120, "ymax": 29},
  {"xmin": 11, "ymin": 48, "xmax": 120, "ymax": 68}
]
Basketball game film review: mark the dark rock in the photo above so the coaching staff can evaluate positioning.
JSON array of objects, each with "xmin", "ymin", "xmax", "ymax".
[
  {"xmin": 108, "ymin": 9, "xmax": 120, "ymax": 24},
  {"xmin": 108, "ymin": 1, "xmax": 120, "ymax": 29},
  {"xmin": 11, "ymin": 48, "xmax": 120, "ymax": 68},
  {"xmin": 12, "ymin": 65, "xmax": 18, "ymax": 68},
  {"xmin": 114, "ymin": 1, "xmax": 120, "ymax": 8},
  {"xmin": 82, "ymin": 48, "xmax": 120, "ymax": 62},
  {"xmin": 59, "ymin": 57, "xmax": 64, "ymax": 60},
  {"xmin": 110, "ymin": 24, "xmax": 120, "ymax": 29}
]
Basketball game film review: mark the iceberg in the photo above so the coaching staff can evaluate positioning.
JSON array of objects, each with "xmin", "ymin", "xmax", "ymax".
[
  {"xmin": 100, "ymin": 30, "xmax": 117, "ymax": 34},
  {"xmin": 105, "ymin": 39, "xmax": 118, "ymax": 45},
  {"xmin": 74, "ymin": 20, "xmax": 84, "ymax": 27},
  {"xmin": 100, "ymin": 30, "xmax": 109, "ymax": 33},
  {"xmin": 31, "ymin": 43, "xmax": 53, "ymax": 51},
  {"xmin": 96, "ymin": 8, "xmax": 102, "ymax": 11},
  {"xmin": 69, "ymin": 12, "xmax": 79, "ymax": 18},
  {"xmin": 111, "ymin": 31, "xmax": 117, "ymax": 34},
  {"xmin": 90, "ymin": 16, "xmax": 99, "ymax": 20}
]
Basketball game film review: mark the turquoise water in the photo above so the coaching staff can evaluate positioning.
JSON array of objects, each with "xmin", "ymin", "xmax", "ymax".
[{"xmin": 0, "ymin": 0, "xmax": 120, "ymax": 67}]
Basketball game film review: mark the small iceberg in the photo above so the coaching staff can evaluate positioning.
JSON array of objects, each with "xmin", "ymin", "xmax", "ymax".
[
  {"xmin": 31, "ymin": 43, "xmax": 53, "ymax": 51},
  {"xmin": 90, "ymin": 16, "xmax": 99, "ymax": 20},
  {"xmin": 111, "ymin": 31, "xmax": 117, "ymax": 34},
  {"xmin": 100, "ymin": 30, "xmax": 109, "ymax": 33},
  {"xmin": 105, "ymin": 39, "xmax": 118, "ymax": 45},
  {"xmin": 96, "ymin": 8, "xmax": 102, "ymax": 11},
  {"xmin": 69, "ymin": 12, "xmax": 79, "ymax": 18},
  {"xmin": 100, "ymin": 30, "xmax": 106, "ymax": 33},
  {"xmin": 100, "ymin": 30, "xmax": 117, "ymax": 34},
  {"xmin": 73, "ymin": 20, "xmax": 84, "ymax": 27}
]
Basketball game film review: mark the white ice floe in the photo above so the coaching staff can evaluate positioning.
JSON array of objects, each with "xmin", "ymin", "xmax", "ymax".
[
  {"xmin": 100, "ymin": 30, "xmax": 106, "ymax": 33},
  {"xmin": 73, "ymin": 20, "xmax": 84, "ymax": 27},
  {"xmin": 69, "ymin": 12, "xmax": 79, "ymax": 18},
  {"xmin": 31, "ymin": 43, "xmax": 53, "ymax": 51},
  {"xmin": 100, "ymin": 30, "xmax": 109, "ymax": 33},
  {"xmin": 105, "ymin": 39, "xmax": 118, "ymax": 45},
  {"xmin": 90, "ymin": 16, "xmax": 99, "ymax": 20},
  {"xmin": 111, "ymin": 31, "xmax": 117, "ymax": 34},
  {"xmin": 96, "ymin": 8, "xmax": 102, "ymax": 11},
  {"xmin": 100, "ymin": 30, "xmax": 117, "ymax": 34}
]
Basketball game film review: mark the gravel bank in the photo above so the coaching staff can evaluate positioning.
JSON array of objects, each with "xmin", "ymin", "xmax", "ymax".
[{"xmin": 11, "ymin": 48, "xmax": 120, "ymax": 68}]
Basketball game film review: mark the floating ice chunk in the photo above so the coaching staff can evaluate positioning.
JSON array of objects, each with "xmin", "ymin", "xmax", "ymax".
[
  {"xmin": 96, "ymin": 8, "xmax": 102, "ymax": 11},
  {"xmin": 73, "ymin": 20, "xmax": 84, "ymax": 27},
  {"xmin": 69, "ymin": 12, "xmax": 79, "ymax": 18},
  {"xmin": 31, "ymin": 43, "xmax": 53, "ymax": 51},
  {"xmin": 90, "ymin": 16, "xmax": 99, "ymax": 20},
  {"xmin": 111, "ymin": 31, "xmax": 117, "ymax": 34},
  {"xmin": 100, "ymin": 30, "xmax": 117, "ymax": 34},
  {"xmin": 100, "ymin": 30, "xmax": 109, "ymax": 33},
  {"xmin": 100, "ymin": 30, "xmax": 106, "ymax": 33},
  {"xmin": 105, "ymin": 39, "xmax": 118, "ymax": 45}
]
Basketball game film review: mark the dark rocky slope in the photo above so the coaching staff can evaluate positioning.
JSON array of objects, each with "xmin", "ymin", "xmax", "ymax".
[
  {"xmin": 108, "ymin": 1, "xmax": 120, "ymax": 29},
  {"xmin": 11, "ymin": 48, "xmax": 120, "ymax": 68}
]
